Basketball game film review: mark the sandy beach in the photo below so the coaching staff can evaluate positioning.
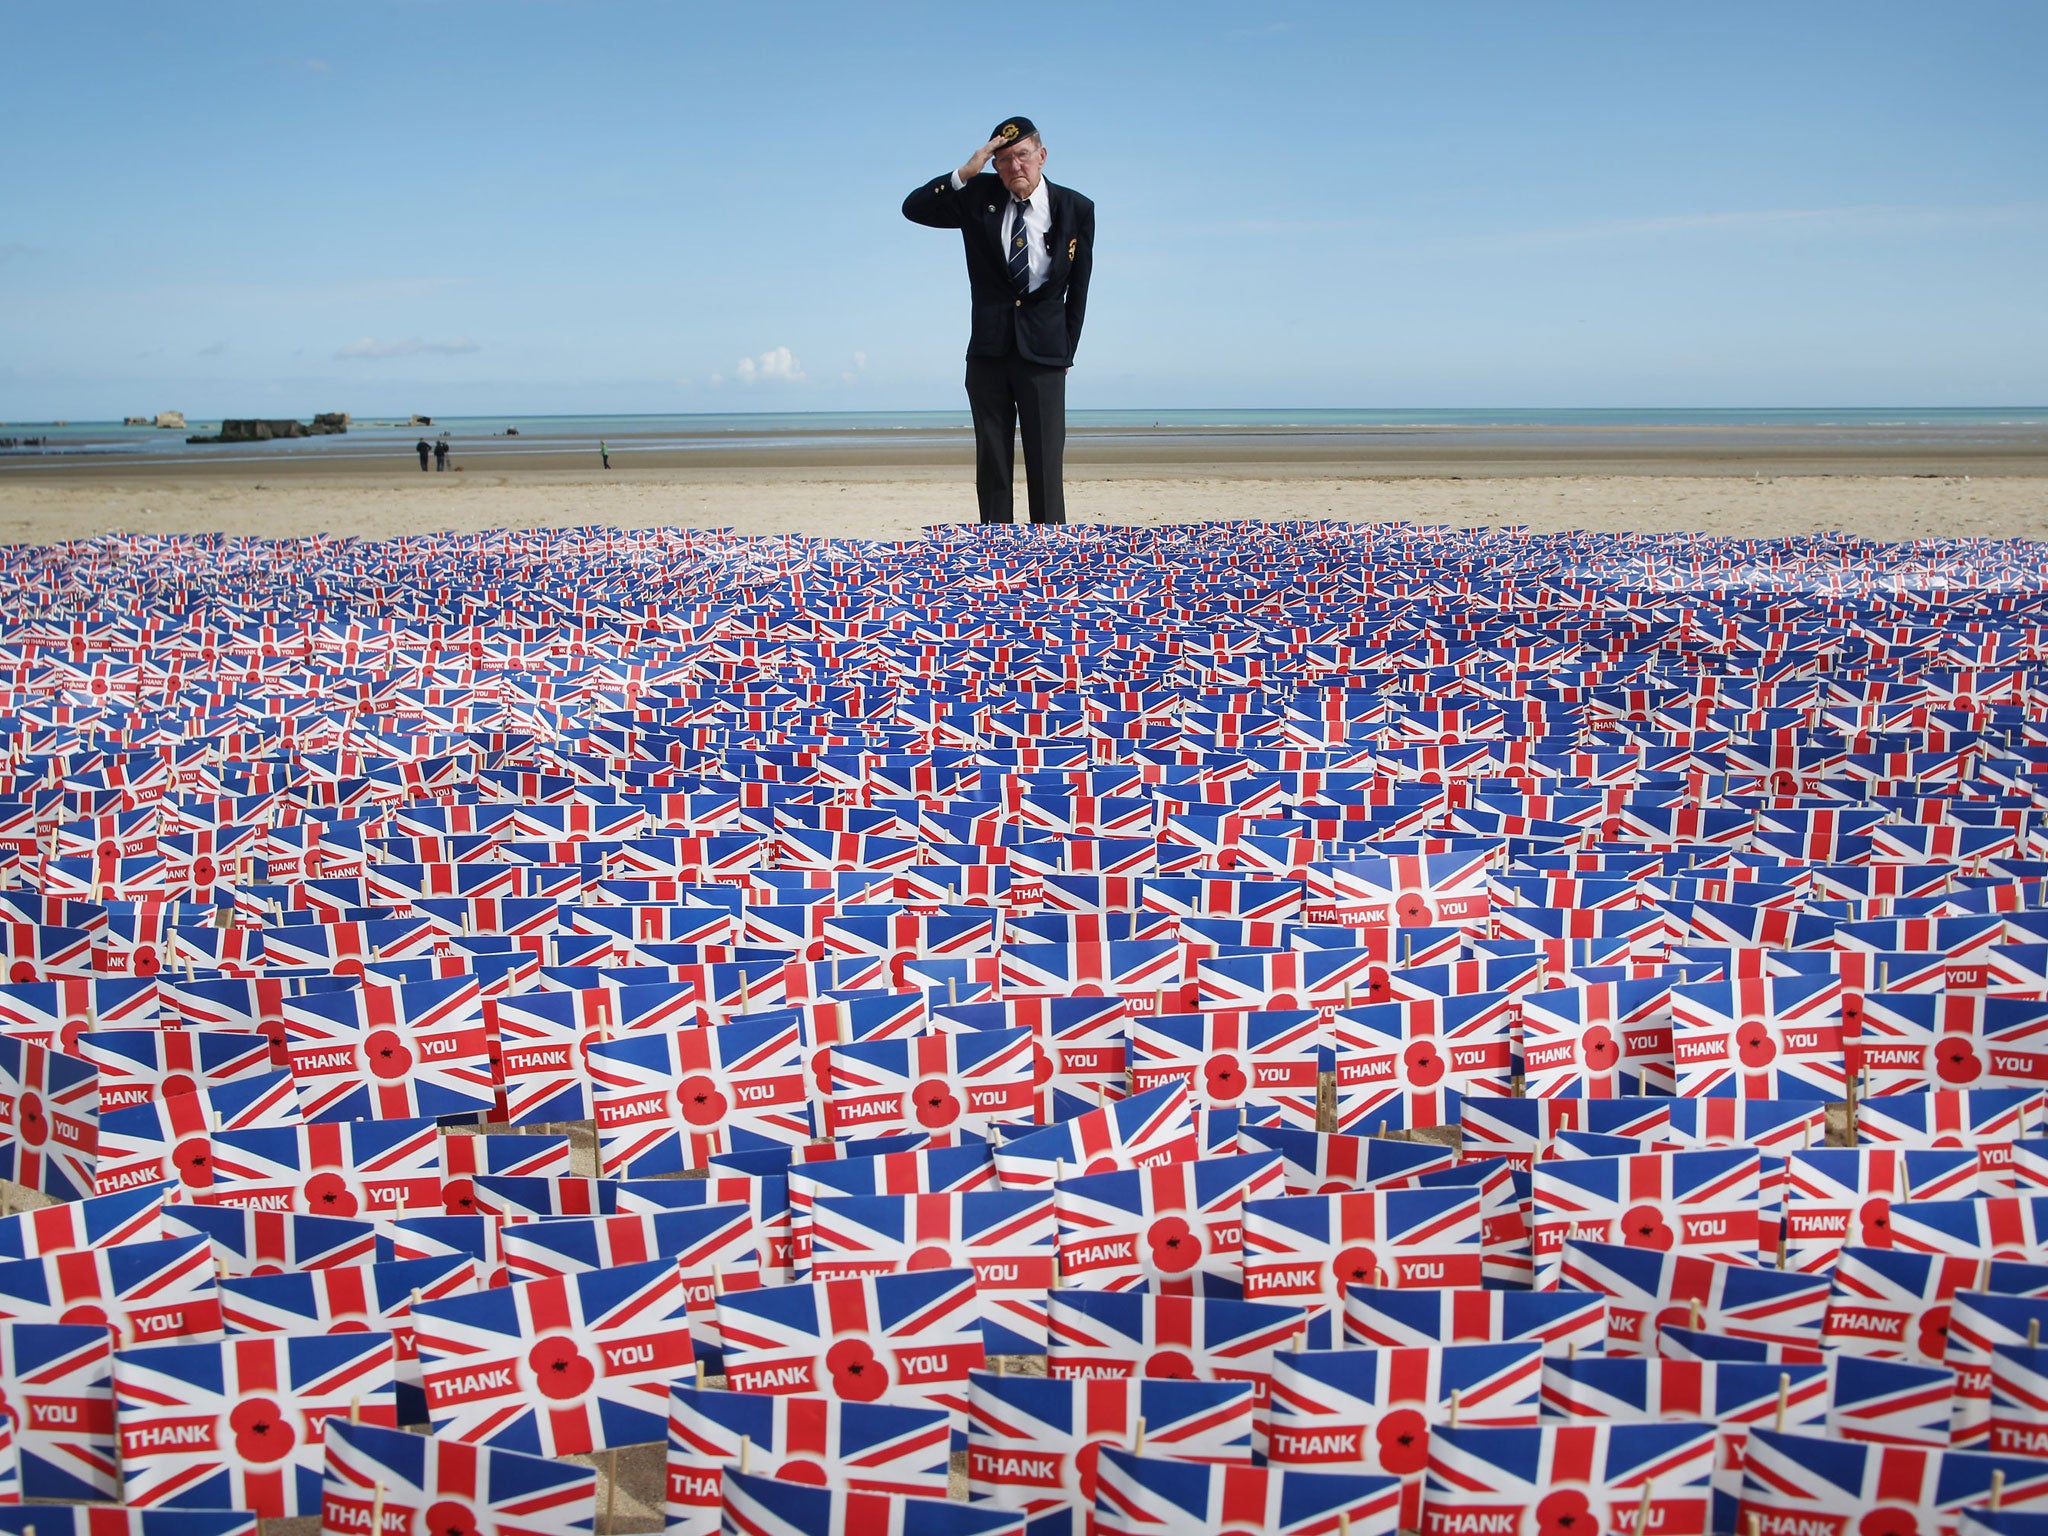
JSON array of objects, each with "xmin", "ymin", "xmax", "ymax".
[{"xmin": 1, "ymin": 462, "xmax": 2044, "ymax": 547}]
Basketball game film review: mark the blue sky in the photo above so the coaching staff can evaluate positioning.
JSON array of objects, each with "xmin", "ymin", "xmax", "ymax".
[{"xmin": 3, "ymin": 1, "xmax": 2045, "ymax": 419}]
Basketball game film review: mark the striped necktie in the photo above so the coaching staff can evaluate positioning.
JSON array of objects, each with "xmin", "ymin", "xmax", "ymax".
[{"xmin": 1007, "ymin": 198, "xmax": 1032, "ymax": 293}]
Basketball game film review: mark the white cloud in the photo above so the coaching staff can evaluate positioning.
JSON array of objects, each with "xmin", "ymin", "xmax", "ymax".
[
  {"xmin": 708, "ymin": 372, "xmax": 723, "ymax": 386},
  {"xmin": 335, "ymin": 336, "xmax": 481, "ymax": 361},
  {"xmin": 734, "ymin": 346, "xmax": 805, "ymax": 384},
  {"xmin": 851, "ymin": 351, "xmax": 867, "ymax": 371}
]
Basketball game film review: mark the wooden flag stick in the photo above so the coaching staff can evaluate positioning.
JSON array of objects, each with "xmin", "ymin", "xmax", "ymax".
[
  {"xmin": 1634, "ymin": 1482, "xmax": 1653, "ymax": 1536},
  {"xmin": 947, "ymin": 976, "xmax": 957, "ymax": 1007},
  {"xmin": 370, "ymin": 1483, "xmax": 386, "ymax": 1536},
  {"xmin": 349, "ymin": 1395, "xmax": 361, "ymax": 1424},
  {"xmin": 1774, "ymin": 1372, "xmax": 1790, "ymax": 1432},
  {"xmin": 1448, "ymin": 1388, "xmax": 1461, "ymax": 1429},
  {"xmin": 739, "ymin": 1434, "xmax": 751, "ymax": 1475},
  {"xmin": 1131, "ymin": 1416, "xmax": 1146, "ymax": 1456},
  {"xmin": 1690, "ymin": 1298, "xmax": 1702, "ymax": 1329},
  {"xmin": 1992, "ymin": 1469, "xmax": 2007, "ymax": 1511},
  {"xmin": 2032, "ymin": 1318, "xmax": 2042, "ymax": 1348}
]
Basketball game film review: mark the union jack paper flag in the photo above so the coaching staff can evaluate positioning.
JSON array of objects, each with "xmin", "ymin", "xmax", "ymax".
[
  {"xmin": 111, "ymin": 1331, "xmax": 399, "ymax": 1516},
  {"xmin": 717, "ymin": 1465, "xmax": 1027, "ymax": 1536},
  {"xmin": 665, "ymin": 1383, "xmax": 950, "ymax": 1536},
  {"xmin": 1988, "ymin": 1341, "xmax": 2048, "ymax": 1458},
  {"xmin": 1326, "ymin": 992, "xmax": 1517, "ymax": 1134},
  {"xmin": 991, "ymin": 1082, "xmax": 1199, "ymax": 1190},
  {"xmin": 1828, "ymin": 1353, "xmax": 1957, "ymax": 1446},
  {"xmin": 485, "ymin": 987, "xmax": 618, "ymax": 1125},
  {"xmin": 216, "ymin": 1253, "xmax": 477, "ymax": 1413},
  {"xmin": 1781, "ymin": 1149, "xmax": 1983, "ymax": 1274},
  {"xmin": 202, "ymin": 1119, "xmax": 443, "ymax": 1218},
  {"xmin": 1884, "ymin": 1194, "xmax": 2048, "ymax": 1260},
  {"xmin": 282, "ymin": 977, "xmax": 495, "ymax": 1121},
  {"xmin": 1425, "ymin": 1422, "xmax": 1717, "ymax": 1536},
  {"xmin": 165, "ymin": 1207, "xmax": 375, "ymax": 1279},
  {"xmin": 1959, "ymin": 1514, "xmax": 2048, "ymax": 1536},
  {"xmin": 1558, "ymin": 1239, "xmax": 1830, "ymax": 1358},
  {"xmin": 1665, "ymin": 1097, "xmax": 1828, "ymax": 1157},
  {"xmin": 587, "ymin": 1014, "xmax": 811, "ymax": 1176},
  {"xmin": 91, "ymin": 1072, "xmax": 306, "ymax": 1198},
  {"xmin": 1267, "ymin": 1342, "xmax": 1541, "ymax": 1528},
  {"xmin": 716, "ymin": 1267, "xmax": 988, "ymax": 1427},
  {"xmin": 0, "ymin": 1182, "xmax": 164, "ymax": 1260},
  {"xmin": 1531, "ymin": 1150, "xmax": 1763, "ymax": 1286},
  {"xmin": 497, "ymin": 1203, "xmax": 758, "ymax": 1369},
  {"xmin": 826, "ymin": 1028, "xmax": 1034, "ymax": 1140},
  {"xmin": 73, "ymin": 1031, "xmax": 274, "ymax": 1114},
  {"xmin": 1341, "ymin": 1286, "xmax": 1607, "ymax": 1355},
  {"xmin": 411, "ymin": 1255, "xmax": 695, "ymax": 1454},
  {"xmin": 321, "ymin": 1418, "xmax": 597, "ymax": 1536},
  {"xmin": 1738, "ymin": 1426, "xmax": 2048, "ymax": 1536},
  {"xmin": 1055, "ymin": 1151, "xmax": 1283, "ymax": 1297},
  {"xmin": 471, "ymin": 1174, "xmax": 615, "ymax": 1222},
  {"xmin": 439, "ymin": 1132, "xmax": 574, "ymax": 1213},
  {"xmin": 931, "ymin": 993, "xmax": 1128, "ymax": 1123},
  {"xmin": 1045, "ymin": 1290, "xmax": 1320, "ymax": 1410},
  {"xmin": 0, "ymin": 1036, "xmax": 98, "ymax": 1199},
  {"xmin": 968, "ymin": 1372, "xmax": 1253, "ymax": 1526},
  {"xmin": 0, "ymin": 1318, "xmax": 116, "ymax": 1499},
  {"xmin": 1670, "ymin": 976, "xmax": 1849, "ymax": 1099},
  {"xmin": 1856, "ymin": 1088, "xmax": 2042, "ymax": 1149},
  {"xmin": 807, "ymin": 1190, "xmax": 1052, "ymax": 1353},
  {"xmin": 0, "ymin": 1234, "xmax": 222, "ymax": 1348},
  {"xmin": 1823, "ymin": 1247, "xmax": 1993, "ymax": 1363},
  {"xmin": 1519, "ymin": 979, "xmax": 1676, "ymax": 1098},
  {"xmin": 1652, "ymin": 1323, "xmax": 1824, "ymax": 1365},
  {"xmin": 1238, "ymin": 1124, "xmax": 1457, "ymax": 1195},
  {"xmin": 786, "ymin": 1144, "xmax": 993, "ymax": 1271},
  {"xmin": 1947, "ymin": 1290, "xmax": 2048, "ymax": 1449},
  {"xmin": 1092, "ymin": 1447, "xmax": 1401, "ymax": 1536},
  {"xmin": 1241, "ymin": 1185, "xmax": 1485, "ymax": 1305},
  {"xmin": 0, "ymin": 1510, "xmax": 257, "ymax": 1536},
  {"xmin": 1127, "ymin": 1010, "xmax": 1325, "ymax": 1131}
]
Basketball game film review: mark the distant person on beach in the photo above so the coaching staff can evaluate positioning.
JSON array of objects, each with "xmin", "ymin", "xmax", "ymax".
[
  {"xmin": 600, "ymin": 438, "xmax": 611, "ymax": 469},
  {"xmin": 415, "ymin": 438, "xmax": 431, "ymax": 471},
  {"xmin": 903, "ymin": 115, "xmax": 1094, "ymax": 526},
  {"xmin": 433, "ymin": 438, "xmax": 448, "ymax": 472}
]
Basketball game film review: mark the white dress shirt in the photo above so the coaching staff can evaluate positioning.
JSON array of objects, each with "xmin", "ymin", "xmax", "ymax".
[{"xmin": 949, "ymin": 170, "xmax": 1052, "ymax": 292}]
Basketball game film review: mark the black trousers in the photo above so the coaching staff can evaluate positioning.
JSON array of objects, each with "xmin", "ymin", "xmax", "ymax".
[{"xmin": 965, "ymin": 353, "xmax": 1067, "ymax": 525}]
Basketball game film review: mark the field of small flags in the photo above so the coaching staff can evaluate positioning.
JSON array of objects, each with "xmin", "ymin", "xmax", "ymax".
[{"xmin": 13, "ymin": 519, "xmax": 2048, "ymax": 1535}]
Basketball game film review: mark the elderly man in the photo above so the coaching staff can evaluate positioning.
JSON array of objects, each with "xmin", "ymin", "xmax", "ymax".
[{"xmin": 903, "ymin": 116, "xmax": 1095, "ymax": 526}]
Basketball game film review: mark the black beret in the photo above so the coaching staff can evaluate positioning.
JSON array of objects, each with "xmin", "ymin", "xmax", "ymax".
[{"xmin": 989, "ymin": 117, "xmax": 1041, "ymax": 151}]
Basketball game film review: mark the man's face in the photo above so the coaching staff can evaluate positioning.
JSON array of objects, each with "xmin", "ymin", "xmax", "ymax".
[{"xmin": 995, "ymin": 136, "xmax": 1046, "ymax": 197}]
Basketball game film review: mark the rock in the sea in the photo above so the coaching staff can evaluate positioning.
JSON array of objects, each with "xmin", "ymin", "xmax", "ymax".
[
  {"xmin": 186, "ymin": 414, "xmax": 349, "ymax": 444},
  {"xmin": 124, "ymin": 416, "xmax": 150, "ymax": 427},
  {"xmin": 154, "ymin": 410, "xmax": 186, "ymax": 429}
]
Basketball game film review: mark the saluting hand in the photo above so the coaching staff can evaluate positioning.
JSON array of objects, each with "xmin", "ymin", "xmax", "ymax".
[{"xmin": 956, "ymin": 136, "xmax": 1007, "ymax": 183}]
